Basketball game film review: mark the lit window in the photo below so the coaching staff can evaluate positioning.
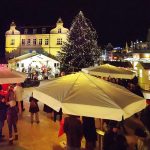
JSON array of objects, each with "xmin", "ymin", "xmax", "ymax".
[
  {"xmin": 39, "ymin": 39, "xmax": 42, "ymax": 45},
  {"xmin": 33, "ymin": 29, "xmax": 37, "ymax": 34},
  {"xmin": 57, "ymin": 38, "xmax": 62, "ymax": 45},
  {"xmin": 33, "ymin": 39, "xmax": 36, "ymax": 45},
  {"xmin": 10, "ymin": 39, "xmax": 15, "ymax": 45},
  {"xmin": 139, "ymin": 69, "xmax": 143, "ymax": 78},
  {"xmin": 58, "ymin": 28, "xmax": 61, "ymax": 33},
  {"xmin": 45, "ymin": 39, "xmax": 49, "ymax": 45},
  {"xmin": 42, "ymin": 28, "xmax": 46, "ymax": 34},
  {"xmin": 22, "ymin": 39, "xmax": 25, "ymax": 46},
  {"xmin": 24, "ymin": 29, "xmax": 28, "ymax": 34},
  {"xmin": 27, "ymin": 39, "xmax": 31, "ymax": 45}
]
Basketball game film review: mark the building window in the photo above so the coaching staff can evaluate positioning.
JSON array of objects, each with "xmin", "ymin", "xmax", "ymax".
[
  {"xmin": 27, "ymin": 39, "xmax": 31, "ymax": 45},
  {"xmin": 33, "ymin": 29, "xmax": 37, "ymax": 34},
  {"xmin": 10, "ymin": 39, "xmax": 15, "ymax": 45},
  {"xmin": 33, "ymin": 39, "xmax": 36, "ymax": 45},
  {"xmin": 39, "ymin": 39, "xmax": 42, "ymax": 45},
  {"xmin": 21, "ymin": 63, "xmax": 24, "ymax": 67},
  {"xmin": 22, "ymin": 39, "xmax": 25, "ymax": 46},
  {"xmin": 57, "ymin": 38, "xmax": 62, "ymax": 45},
  {"xmin": 45, "ymin": 39, "xmax": 49, "ymax": 45},
  {"xmin": 58, "ymin": 28, "xmax": 61, "ymax": 33},
  {"xmin": 139, "ymin": 69, "xmax": 143, "ymax": 78},
  {"xmin": 24, "ymin": 29, "xmax": 28, "ymax": 34},
  {"xmin": 42, "ymin": 28, "xmax": 46, "ymax": 34}
]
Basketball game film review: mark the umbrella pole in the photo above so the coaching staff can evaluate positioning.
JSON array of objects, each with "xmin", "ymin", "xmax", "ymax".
[{"xmin": 97, "ymin": 119, "xmax": 103, "ymax": 150}]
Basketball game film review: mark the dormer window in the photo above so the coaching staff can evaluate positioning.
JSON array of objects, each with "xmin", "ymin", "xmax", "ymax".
[
  {"xmin": 24, "ymin": 29, "xmax": 28, "ymax": 34},
  {"xmin": 33, "ymin": 29, "xmax": 37, "ymax": 34},
  {"xmin": 42, "ymin": 28, "xmax": 46, "ymax": 34},
  {"xmin": 58, "ymin": 28, "xmax": 61, "ymax": 33}
]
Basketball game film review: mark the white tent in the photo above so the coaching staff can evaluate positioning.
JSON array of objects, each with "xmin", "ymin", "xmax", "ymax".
[
  {"xmin": 9, "ymin": 53, "xmax": 60, "ymax": 76},
  {"xmin": 33, "ymin": 72, "xmax": 146, "ymax": 121},
  {"xmin": 0, "ymin": 66, "xmax": 26, "ymax": 84},
  {"xmin": 82, "ymin": 64, "xmax": 136, "ymax": 79}
]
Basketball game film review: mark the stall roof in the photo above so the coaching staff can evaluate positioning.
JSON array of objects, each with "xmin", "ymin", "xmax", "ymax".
[
  {"xmin": 140, "ymin": 62, "xmax": 150, "ymax": 70},
  {"xmin": 8, "ymin": 53, "xmax": 37, "ymax": 63},
  {"xmin": 103, "ymin": 61, "xmax": 133, "ymax": 68}
]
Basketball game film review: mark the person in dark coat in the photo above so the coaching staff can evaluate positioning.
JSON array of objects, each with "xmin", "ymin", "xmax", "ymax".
[
  {"xmin": 43, "ymin": 104, "xmax": 54, "ymax": 119},
  {"xmin": 29, "ymin": 96, "xmax": 39, "ymax": 124},
  {"xmin": 6, "ymin": 85, "xmax": 15, "ymax": 102},
  {"xmin": 64, "ymin": 115, "xmax": 83, "ymax": 150},
  {"xmin": 7, "ymin": 100, "xmax": 19, "ymax": 145},
  {"xmin": 0, "ymin": 95, "xmax": 8, "ymax": 141},
  {"xmin": 103, "ymin": 121, "xmax": 128, "ymax": 150},
  {"xmin": 82, "ymin": 117, "xmax": 97, "ymax": 150}
]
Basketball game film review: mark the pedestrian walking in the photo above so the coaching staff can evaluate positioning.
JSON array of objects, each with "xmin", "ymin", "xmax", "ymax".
[
  {"xmin": 14, "ymin": 83, "xmax": 24, "ymax": 113},
  {"xmin": 7, "ymin": 100, "xmax": 19, "ymax": 145},
  {"xmin": 29, "ymin": 95, "xmax": 40, "ymax": 124}
]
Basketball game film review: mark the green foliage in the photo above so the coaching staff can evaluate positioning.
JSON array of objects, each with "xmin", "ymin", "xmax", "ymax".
[{"xmin": 57, "ymin": 11, "xmax": 101, "ymax": 73}]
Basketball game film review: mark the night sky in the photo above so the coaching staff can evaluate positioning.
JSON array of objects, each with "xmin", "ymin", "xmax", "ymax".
[{"xmin": 0, "ymin": 0, "xmax": 150, "ymax": 57}]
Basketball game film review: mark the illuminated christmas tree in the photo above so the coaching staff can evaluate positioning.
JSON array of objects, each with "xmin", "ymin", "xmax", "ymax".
[{"xmin": 58, "ymin": 11, "xmax": 101, "ymax": 73}]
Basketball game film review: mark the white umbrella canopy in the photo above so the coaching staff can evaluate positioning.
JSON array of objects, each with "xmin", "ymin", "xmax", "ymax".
[
  {"xmin": 33, "ymin": 72, "xmax": 146, "ymax": 121},
  {"xmin": 82, "ymin": 64, "xmax": 136, "ymax": 79},
  {"xmin": 0, "ymin": 66, "xmax": 26, "ymax": 84}
]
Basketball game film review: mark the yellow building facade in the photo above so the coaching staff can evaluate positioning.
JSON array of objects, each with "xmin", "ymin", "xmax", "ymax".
[
  {"xmin": 136, "ymin": 62, "xmax": 150, "ymax": 91},
  {"xmin": 5, "ymin": 18, "xmax": 69, "ymax": 57}
]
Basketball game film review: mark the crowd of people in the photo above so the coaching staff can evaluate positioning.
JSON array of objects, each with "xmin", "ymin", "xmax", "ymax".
[
  {"xmin": 22, "ymin": 64, "xmax": 59, "ymax": 81},
  {"xmin": 0, "ymin": 74, "xmax": 150, "ymax": 149}
]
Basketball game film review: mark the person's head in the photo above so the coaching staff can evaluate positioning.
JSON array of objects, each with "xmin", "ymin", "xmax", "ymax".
[
  {"xmin": 108, "ymin": 120, "xmax": 119, "ymax": 132},
  {"xmin": 8, "ymin": 85, "xmax": 14, "ymax": 91}
]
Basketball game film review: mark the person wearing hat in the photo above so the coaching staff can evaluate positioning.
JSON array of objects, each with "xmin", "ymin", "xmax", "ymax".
[{"xmin": 7, "ymin": 100, "xmax": 19, "ymax": 145}]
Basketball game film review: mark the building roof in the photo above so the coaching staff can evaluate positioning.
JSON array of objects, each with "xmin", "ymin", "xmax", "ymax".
[
  {"xmin": 6, "ymin": 18, "xmax": 69, "ymax": 35},
  {"xmin": 103, "ymin": 61, "xmax": 133, "ymax": 68},
  {"xmin": 140, "ymin": 62, "xmax": 150, "ymax": 70},
  {"xmin": 8, "ymin": 52, "xmax": 59, "ymax": 64},
  {"xmin": 18, "ymin": 26, "xmax": 52, "ymax": 34}
]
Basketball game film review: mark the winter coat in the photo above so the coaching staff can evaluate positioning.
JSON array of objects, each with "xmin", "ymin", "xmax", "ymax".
[
  {"xmin": 29, "ymin": 96, "xmax": 39, "ymax": 113},
  {"xmin": 82, "ymin": 117, "xmax": 97, "ymax": 142},
  {"xmin": 14, "ymin": 85, "xmax": 23, "ymax": 102},
  {"xmin": 7, "ymin": 105, "xmax": 19, "ymax": 124},
  {"xmin": 6, "ymin": 89, "xmax": 15, "ymax": 102},
  {"xmin": 0, "ymin": 102, "xmax": 8, "ymax": 122},
  {"xmin": 64, "ymin": 116, "xmax": 83, "ymax": 148}
]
